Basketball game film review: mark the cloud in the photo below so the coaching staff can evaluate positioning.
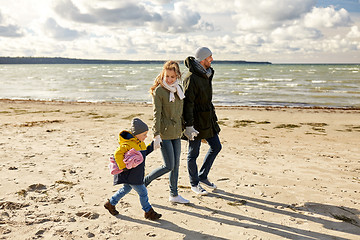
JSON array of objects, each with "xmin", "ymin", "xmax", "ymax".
[
  {"xmin": 186, "ymin": 1, "xmax": 235, "ymax": 14},
  {"xmin": 221, "ymin": 0, "xmax": 357, "ymax": 61},
  {"xmin": 43, "ymin": 18, "xmax": 82, "ymax": 41},
  {"xmin": 150, "ymin": 2, "xmax": 214, "ymax": 33},
  {"xmin": 151, "ymin": 0, "xmax": 173, "ymax": 4},
  {"xmin": 232, "ymin": 0, "xmax": 316, "ymax": 30},
  {"xmin": 54, "ymin": 0, "xmax": 161, "ymax": 26},
  {"xmin": 53, "ymin": 0, "xmax": 213, "ymax": 33},
  {"xmin": 304, "ymin": 6, "xmax": 352, "ymax": 28},
  {"xmin": 0, "ymin": 25, "xmax": 23, "ymax": 38},
  {"xmin": 271, "ymin": 25, "xmax": 322, "ymax": 41},
  {"xmin": 347, "ymin": 25, "xmax": 360, "ymax": 38},
  {"xmin": 54, "ymin": 0, "xmax": 95, "ymax": 23},
  {"xmin": 0, "ymin": 0, "xmax": 359, "ymax": 63},
  {"xmin": 0, "ymin": 11, "xmax": 23, "ymax": 37},
  {"xmin": 90, "ymin": 3, "xmax": 162, "ymax": 25}
]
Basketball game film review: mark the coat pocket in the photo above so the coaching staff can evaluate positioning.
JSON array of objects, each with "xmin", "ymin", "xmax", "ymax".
[{"xmin": 195, "ymin": 111, "xmax": 212, "ymax": 130}]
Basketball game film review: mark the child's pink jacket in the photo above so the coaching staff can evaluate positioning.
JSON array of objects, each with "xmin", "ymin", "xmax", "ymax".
[{"xmin": 108, "ymin": 148, "xmax": 144, "ymax": 175}]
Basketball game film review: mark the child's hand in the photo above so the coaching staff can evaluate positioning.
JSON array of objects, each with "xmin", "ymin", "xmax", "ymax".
[{"xmin": 154, "ymin": 135, "xmax": 162, "ymax": 150}]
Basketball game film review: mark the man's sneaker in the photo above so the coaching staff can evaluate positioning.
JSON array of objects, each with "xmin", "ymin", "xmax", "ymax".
[
  {"xmin": 169, "ymin": 195, "xmax": 190, "ymax": 204},
  {"xmin": 191, "ymin": 184, "xmax": 208, "ymax": 195},
  {"xmin": 200, "ymin": 179, "xmax": 217, "ymax": 190}
]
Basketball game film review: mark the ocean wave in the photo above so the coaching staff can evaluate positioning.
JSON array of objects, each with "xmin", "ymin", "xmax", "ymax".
[
  {"xmin": 312, "ymin": 80, "xmax": 327, "ymax": 83},
  {"xmin": 264, "ymin": 78, "xmax": 293, "ymax": 82},
  {"xmin": 125, "ymin": 85, "xmax": 139, "ymax": 90},
  {"xmin": 1, "ymin": 63, "xmax": 359, "ymax": 108}
]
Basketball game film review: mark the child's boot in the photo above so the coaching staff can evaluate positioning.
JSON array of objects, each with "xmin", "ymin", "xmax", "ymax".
[
  {"xmin": 104, "ymin": 199, "xmax": 119, "ymax": 216},
  {"xmin": 144, "ymin": 208, "xmax": 161, "ymax": 220}
]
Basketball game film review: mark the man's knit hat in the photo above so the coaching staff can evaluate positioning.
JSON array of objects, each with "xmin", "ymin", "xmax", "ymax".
[
  {"xmin": 195, "ymin": 47, "xmax": 212, "ymax": 62},
  {"xmin": 130, "ymin": 118, "xmax": 148, "ymax": 136}
]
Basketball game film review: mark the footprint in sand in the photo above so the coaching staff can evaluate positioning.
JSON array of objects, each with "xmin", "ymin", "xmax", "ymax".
[
  {"xmin": 27, "ymin": 183, "xmax": 47, "ymax": 192},
  {"xmin": 0, "ymin": 201, "xmax": 29, "ymax": 210},
  {"xmin": 75, "ymin": 212, "xmax": 99, "ymax": 220}
]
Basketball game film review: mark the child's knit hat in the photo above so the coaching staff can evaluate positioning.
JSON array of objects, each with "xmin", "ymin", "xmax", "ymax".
[
  {"xmin": 130, "ymin": 118, "xmax": 148, "ymax": 136},
  {"xmin": 195, "ymin": 47, "xmax": 212, "ymax": 62}
]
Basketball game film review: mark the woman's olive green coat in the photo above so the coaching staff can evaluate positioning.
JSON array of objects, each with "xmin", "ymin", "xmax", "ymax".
[{"xmin": 152, "ymin": 85, "xmax": 184, "ymax": 140}]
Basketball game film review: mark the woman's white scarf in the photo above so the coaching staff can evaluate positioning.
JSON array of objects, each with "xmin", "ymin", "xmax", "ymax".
[{"xmin": 162, "ymin": 78, "xmax": 185, "ymax": 102}]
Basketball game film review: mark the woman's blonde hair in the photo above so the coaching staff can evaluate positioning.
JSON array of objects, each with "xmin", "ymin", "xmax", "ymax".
[{"xmin": 149, "ymin": 60, "xmax": 181, "ymax": 95}]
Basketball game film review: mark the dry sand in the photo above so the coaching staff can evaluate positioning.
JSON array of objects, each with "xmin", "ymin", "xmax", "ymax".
[{"xmin": 0, "ymin": 99, "xmax": 359, "ymax": 239}]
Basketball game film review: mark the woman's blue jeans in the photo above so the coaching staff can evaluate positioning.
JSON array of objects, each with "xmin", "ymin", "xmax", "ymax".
[
  {"xmin": 144, "ymin": 138, "xmax": 181, "ymax": 197},
  {"xmin": 187, "ymin": 134, "xmax": 222, "ymax": 187},
  {"xmin": 109, "ymin": 184, "xmax": 152, "ymax": 212}
]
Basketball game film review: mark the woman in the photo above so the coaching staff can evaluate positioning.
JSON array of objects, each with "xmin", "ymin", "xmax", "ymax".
[{"xmin": 144, "ymin": 60, "xmax": 190, "ymax": 204}]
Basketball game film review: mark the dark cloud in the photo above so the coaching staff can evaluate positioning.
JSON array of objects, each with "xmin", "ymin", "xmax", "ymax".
[
  {"xmin": 54, "ymin": 0, "xmax": 161, "ymax": 26},
  {"xmin": 0, "ymin": 25, "xmax": 23, "ymax": 37},
  {"xmin": 92, "ymin": 4, "xmax": 162, "ymax": 24},
  {"xmin": 54, "ymin": 0, "xmax": 96, "ymax": 23},
  {"xmin": 44, "ymin": 18, "xmax": 82, "ymax": 41},
  {"xmin": 53, "ymin": 0, "xmax": 213, "ymax": 33},
  {"xmin": 0, "ymin": 11, "xmax": 23, "ymax": 38}
]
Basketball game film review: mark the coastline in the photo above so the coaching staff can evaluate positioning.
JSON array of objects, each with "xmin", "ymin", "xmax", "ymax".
[
  {"xmin": 0, "ymin": 57, "xmax": 271, "ymax": 65},
  {"xmin": 1, "ymin": 99, "xmax": 359, "ymax": 239},
  {"xmin": 1, "ymin": 98, "xmax": 360, "ymax": 110}
]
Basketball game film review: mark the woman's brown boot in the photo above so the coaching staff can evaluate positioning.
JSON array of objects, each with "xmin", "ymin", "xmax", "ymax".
[
  {"xmin": 144, "ymin": 208, "xmax": 162, "ymax": 220},
  {"xmin": 104, "ymin": 200, "xmax": 119, "ymax": 216}
]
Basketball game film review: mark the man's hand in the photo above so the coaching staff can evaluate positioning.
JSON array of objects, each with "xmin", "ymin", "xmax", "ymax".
[
  {"xmin": 154, "ymin": 135, "xmax": 162, "ymax": 150},
  {"xmin": 184, "ymin": 126, "xmax": 199, "ymax": 141}
]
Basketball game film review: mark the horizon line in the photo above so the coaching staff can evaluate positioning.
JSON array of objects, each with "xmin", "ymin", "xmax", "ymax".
[{"xmin": 0, "ymin": 56, "xmax": 359, "ymax": 65}]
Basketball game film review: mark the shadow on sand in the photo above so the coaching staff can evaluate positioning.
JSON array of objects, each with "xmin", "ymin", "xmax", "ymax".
[{"xmin": 144, "ymin": 189, "xmax": 360, "ymax": 239}]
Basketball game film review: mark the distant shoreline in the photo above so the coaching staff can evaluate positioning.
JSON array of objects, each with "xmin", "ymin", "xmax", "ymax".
[{"xmin": 0, "ymin": 57, "xmax": 271, "ymax": 65}]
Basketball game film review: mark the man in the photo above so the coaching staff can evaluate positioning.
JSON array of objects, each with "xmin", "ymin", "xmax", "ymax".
[{"xmin": 182, "ymin": 47, "xmax": 222, "ymax": 195}]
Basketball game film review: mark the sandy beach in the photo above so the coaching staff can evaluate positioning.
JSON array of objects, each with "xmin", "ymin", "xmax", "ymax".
[{"xmin": 0, "ymin": 99, "xmax": 359, "ymax": 239}]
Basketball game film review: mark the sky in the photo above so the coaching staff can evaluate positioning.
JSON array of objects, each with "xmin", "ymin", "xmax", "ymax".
[{"xmin": 0, "ymin": 0, "xmax": 359, "ymax": 63}]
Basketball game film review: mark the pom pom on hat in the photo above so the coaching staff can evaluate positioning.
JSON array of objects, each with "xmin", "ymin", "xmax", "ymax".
[
  {"xmin": 195, "ymin": 47, "xmax": 212, "ymax": 62},
  {"xmin": 130, "ymin": 118, "xmax": 148, "ymax": 136}
]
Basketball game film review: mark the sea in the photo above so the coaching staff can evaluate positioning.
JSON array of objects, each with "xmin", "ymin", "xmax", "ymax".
[{"xmin": 0, "ymin": 63, "xmax": 359, "ymax": 108}]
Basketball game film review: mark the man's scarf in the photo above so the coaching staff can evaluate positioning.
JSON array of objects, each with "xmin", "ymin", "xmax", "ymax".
[{"xmin": 194, "ymin": 59, "xmax": 212, "ymax": 78}]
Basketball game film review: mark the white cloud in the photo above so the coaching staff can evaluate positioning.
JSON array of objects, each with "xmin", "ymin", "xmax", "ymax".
[
  {"xmin": 232, "ymin": 0, "xmax": 316, "ymax": 30},
  {"xmin": 186, "ymin": 1, "xmax": 235, "ymax": 14},
  {"xmin": 304, "ymin": 6, "xmax": 352, "ymax": 28},
  {"xmin": 347, "ymin": 25, "xmax": 360, "ymax": 38},
  {"xmin": 271, "ymin": 25, "xmax": 322, "ymax": 41},
  {"xmin": 150, "ymin": 2, "xmax": 214, "ymax": 33}
]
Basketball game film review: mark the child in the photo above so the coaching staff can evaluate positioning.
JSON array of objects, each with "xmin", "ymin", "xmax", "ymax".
[
  {"xmin": 144, "ymin": 60, "xmax": 190, "ymax": 204},
  {"xmin": 104, "ymin": 118, "xmax": 162, "ymax": 220}
]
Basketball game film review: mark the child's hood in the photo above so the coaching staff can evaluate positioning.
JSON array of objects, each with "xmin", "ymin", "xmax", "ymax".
[{"xmin": 118, "ymin": 130, "xmax": 137, "ymax": 145}]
